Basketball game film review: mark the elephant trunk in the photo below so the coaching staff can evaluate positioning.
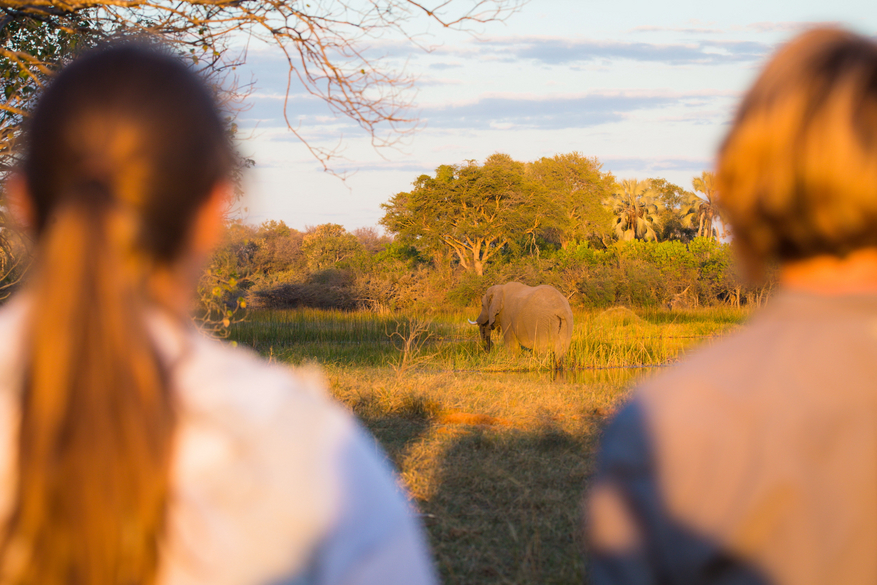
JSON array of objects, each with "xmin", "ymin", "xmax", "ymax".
[{"xmin": 479, "ymin": 323, "xmax": 493, "ymax": 353}]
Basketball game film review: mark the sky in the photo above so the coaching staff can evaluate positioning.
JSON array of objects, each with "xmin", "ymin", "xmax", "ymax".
[{"xmin": 231, "ymin": 0, "xmax": 877, "ymax": 232}]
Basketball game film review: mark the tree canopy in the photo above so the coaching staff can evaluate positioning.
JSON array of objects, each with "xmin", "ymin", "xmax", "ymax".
[
  {"xmin": 382, "ymin": 154, "xmax": 553, "ymax": 275},
  {"xmin": 526, "ymin": 153, "xmax": 617, "ymax": 248},
  {"xmin": 302, "ymin": 223, "xmax": 364, "ymax": 271},
  {"xmin": 604, "ymin": 178, "xmax": 661, "ymax": 241},
  {"xmin": 649, "ymin": 178, "xmax": 697, "ymax": 242},
  {"xmin": 381, "ymin": 153, "xmax": 624, "ymax": 275}
]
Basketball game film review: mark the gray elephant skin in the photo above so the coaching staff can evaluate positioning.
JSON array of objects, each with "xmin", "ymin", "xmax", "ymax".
[{"xmin": 473, "ymin": 282, "xmax": 574, "ymax": 363}]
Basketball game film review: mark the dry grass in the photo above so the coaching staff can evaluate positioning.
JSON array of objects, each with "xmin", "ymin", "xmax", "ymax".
[
  {"xmin": 328, "ymin": 367, "xmax": 638, "ymax": 583},
  {"xmin": 228, "ymin": 306, "xmax": 750, "ymax": 584}
]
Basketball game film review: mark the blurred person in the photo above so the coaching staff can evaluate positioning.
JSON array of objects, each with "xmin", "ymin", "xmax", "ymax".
[
  {"xmin": 585, "ymin": 27, "xmax": 877, "ymax": 585},
  {"xmin": 0, "ymin": 45, "xmax": 436, "ymax": 585}
]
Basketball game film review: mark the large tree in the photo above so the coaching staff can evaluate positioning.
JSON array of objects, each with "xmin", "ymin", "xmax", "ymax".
[
  {"xmin": 604, "ymin": 178, "xmax": 662, "ymax": 241},
  {"xmin": 526, "ymin": 153, "xmax": 616, "ymax": 248},
  {"xmin": 381, "ymin": 154, "xmax": 557, "ymax": 276}
]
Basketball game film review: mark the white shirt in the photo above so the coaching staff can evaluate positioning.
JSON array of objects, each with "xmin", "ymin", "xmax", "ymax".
[{"xmin": 0, "ymin": 296, "xmax": 437, "ymax": 585}]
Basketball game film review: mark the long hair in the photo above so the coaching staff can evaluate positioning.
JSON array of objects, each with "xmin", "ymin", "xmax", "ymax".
[
  {"xmin": 717, "ymin": 28, "xmax": 877, "ymax": 271},
  {"xmin": 1, "ymin": 46, "xmax": 233, "ymax": 584}
]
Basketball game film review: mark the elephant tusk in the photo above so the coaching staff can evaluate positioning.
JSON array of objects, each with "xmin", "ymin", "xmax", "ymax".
[{"xmin": 467, "ymin": 319, "xmax": 478, "ymax": 325}]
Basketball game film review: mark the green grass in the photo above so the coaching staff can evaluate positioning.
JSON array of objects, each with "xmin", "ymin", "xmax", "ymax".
[
  {"xmin": 228, "ymin": 305, "xmax": 746, "ymax": 370},
  {"xmin": 227, "ymin": 305, "xmax": 750, "ymax": 584}
]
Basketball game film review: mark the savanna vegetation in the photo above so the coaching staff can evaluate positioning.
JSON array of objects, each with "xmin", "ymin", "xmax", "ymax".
[
  {"xmin": 205, "ymin": 156, "xmax": 773, "ymax": 324},
  {"xmin": 213, "ymin": 155, "xmax": 766, "ymax": 583},
  {"xmin": 228, "ymin": 304, "xmax": 750, "ymax": 583},
  {"xmin": 0, "ymin": 6, "xmax": 770, "ymax": 582},
  {"xmin": 0, "ymin": 133, "xmax": 767, "ymax": 583}
]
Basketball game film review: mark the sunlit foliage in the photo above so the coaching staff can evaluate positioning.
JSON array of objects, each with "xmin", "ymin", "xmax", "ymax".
[
  {"xmin": 681, "ymin": 171, "xmax": 724, "ymax": 240},
  {"xmin": 604, "ymin": 178, "xmax": 662, "ymax": 241}
]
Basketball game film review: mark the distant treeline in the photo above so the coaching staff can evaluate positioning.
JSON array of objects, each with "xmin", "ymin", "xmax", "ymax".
[
  {"xmin": 206, "ymin": 222, "xmax": 773, "ymax": 314},
  {"xmin": 0, "ymin": 152, "xmax": 771, "ymax": 316},
  {"xmin": 203, "ymin": 153, "xmax": 773, "ymax": 313}
]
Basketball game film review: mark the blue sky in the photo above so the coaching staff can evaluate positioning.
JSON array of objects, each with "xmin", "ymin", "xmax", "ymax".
[{"xmin": 232, "ymin": 0, "xmax": 876, "ymax": 231}]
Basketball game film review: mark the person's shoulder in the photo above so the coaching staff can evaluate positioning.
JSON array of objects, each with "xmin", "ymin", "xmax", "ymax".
[
  {"xmin": 627, "ymin": 313, "xmax": 782, "ymax": 453},
  {"xmin": 169, "ymin": 328, "xmax": 360, "ymax": 516},
  {"xmin": 165, "ymin": 332, "xmax": 369, "ymax": 584},
  {"xmin": 175, "ymin": 331, "xmax": 348, "ymax": 430},
  {"xmin": 639, "ymin": 310, "xmax": 774, "ymax": 402}
]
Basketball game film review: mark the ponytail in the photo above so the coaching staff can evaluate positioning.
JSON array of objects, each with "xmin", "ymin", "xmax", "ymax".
[
  {"xmin": 2, "ymin": 44, "xmax": 233, "ymax": 584},
  {"xmin": 2, "ymin": 191, "xmax": 175, "ymax": 585}
]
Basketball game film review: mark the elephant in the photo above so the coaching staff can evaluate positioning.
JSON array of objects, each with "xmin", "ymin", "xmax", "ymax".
[{"xmin": 469, "ymin": 282, "xmax": 574, "ymax": 365}]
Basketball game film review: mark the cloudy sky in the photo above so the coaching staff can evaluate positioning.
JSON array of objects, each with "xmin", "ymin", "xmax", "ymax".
[{"xmin": 232, "ymin": 0, "xmax": 876, "ymax": 231}]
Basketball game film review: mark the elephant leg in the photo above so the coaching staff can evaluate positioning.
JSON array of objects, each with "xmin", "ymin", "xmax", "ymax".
[{"xmin": 504, "ymin": 328, "xmax": 521, "ymax": 354}]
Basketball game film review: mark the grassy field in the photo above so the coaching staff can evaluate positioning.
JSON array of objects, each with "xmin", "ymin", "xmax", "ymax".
[{"xmin": 228, "ymin": 305, "xmax": 750, "ymax": 584}]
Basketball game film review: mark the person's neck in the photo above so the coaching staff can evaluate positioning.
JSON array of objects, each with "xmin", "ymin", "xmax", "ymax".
[{"xmin": 781, "ymin": 248, "xmax": 877, "ymax": 295}]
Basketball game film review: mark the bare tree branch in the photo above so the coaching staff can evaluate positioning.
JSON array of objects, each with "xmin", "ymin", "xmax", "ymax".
[{"xmin": 0, "ymin": 0, "xmax": 526, "ymax": 171}]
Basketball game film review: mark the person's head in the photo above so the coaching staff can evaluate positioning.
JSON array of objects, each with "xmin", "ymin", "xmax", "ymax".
[
  {"xmin": 18, "ymin": 43, "xmax": 233, "ymax": 279},
  {"xmin": 717, "ymin": 27, "xmax": 877, "ymax": 276},
  {"xmin": 2, "ymin": 44, "xmax": 233, "ymax": 585}
]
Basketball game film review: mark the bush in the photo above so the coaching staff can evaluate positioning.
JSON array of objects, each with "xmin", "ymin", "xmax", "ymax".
[
  {"xmin": 208, "ymin": 219, "xmax": 772, "ymax": 313},
  {"xmin": 252, "ymin": 271, "xmax": 358, "ymax": 310}
]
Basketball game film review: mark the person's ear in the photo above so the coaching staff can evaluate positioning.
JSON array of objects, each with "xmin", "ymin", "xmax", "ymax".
[
  {"xmin": 4, "ymin": 174, "xmax": 35, "ymax": 231},
  {"xmin": 191, "ymin": 181, "xmax": 232, "ymax": 255}
]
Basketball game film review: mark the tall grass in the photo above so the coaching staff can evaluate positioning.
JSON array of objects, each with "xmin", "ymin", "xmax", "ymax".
[
  {"xmin": 228, "ymin": 305, "xmax": 750, "ymax": 370},
  {"xmin": 226, "ymin": 305, "xmax": 751, "ymax": 584}
]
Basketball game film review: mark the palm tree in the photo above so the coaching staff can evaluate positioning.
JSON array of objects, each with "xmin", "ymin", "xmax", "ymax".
[
  {"xmin": 681, "ymin": 171, "xmax": 723, "ymax": 239},
  {"xmin": 604, "ymin": 179, "xmax": 662, "ymax": 241}
]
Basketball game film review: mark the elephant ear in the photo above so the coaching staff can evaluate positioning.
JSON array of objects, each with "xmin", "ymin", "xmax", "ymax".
[{"xmin": 488, "ymin": 287, "xmax": 503, "ymax": 327}]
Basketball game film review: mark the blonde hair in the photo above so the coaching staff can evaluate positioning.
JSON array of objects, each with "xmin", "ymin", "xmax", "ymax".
[
  {"xmin": 717, "ymin": 27, "xmax": 877, "ymax": 267},
  {"xmin": 2, "ymin": 46, "xmax": 231, "ymax": 585}
]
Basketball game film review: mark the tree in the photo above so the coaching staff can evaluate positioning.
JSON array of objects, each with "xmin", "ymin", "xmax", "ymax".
[
  {"xmin": 0, "ymin": 1, "xmax": 523, "ymax": 170},
  {"xmin": 649, "ymin": 178, "xmax": 697, "ymax": 242},
  {"xmin": 302, "ymin": 223, "xmax": 364, "ymax": 271},
  {"xmin": 0, "ymin": 208, "xmax": 29, "ymax": 301},
  {"xmin": 526, "ymin": 153, "xmax": 616, "ymax": 248},
  {"xmin": 682, "ymin": 171, "xmax": 723, "ymax": 240},
  {"xmin": 250, "ymin": 220, "xmax": 305, "ymax": 274},
  {"xmin": 604, "ymin": 179, "xmax": 662, "ymax": 241},
  {"xmin": 381, "ymin": 154, "xmax": 557, "ymax": 276},
  {"xmin": 353, "ymin": 226, "xmax": 392, "ymax": 255}
]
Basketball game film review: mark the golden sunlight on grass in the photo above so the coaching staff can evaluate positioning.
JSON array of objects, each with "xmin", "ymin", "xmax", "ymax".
[{"xmin": 229, "ymin": 306, "xmax": 750, "ymax": 583}]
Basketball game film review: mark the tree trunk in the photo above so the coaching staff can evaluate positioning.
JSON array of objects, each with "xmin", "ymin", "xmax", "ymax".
[
  {"xmin": 444, "ymin": 239, "xmax": 472, "ymax": 272},
  {"xmin": 472, "ymin": 239, "xmax": 484, "ymax": 276}
]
